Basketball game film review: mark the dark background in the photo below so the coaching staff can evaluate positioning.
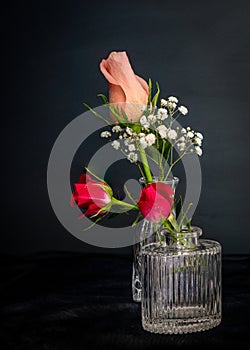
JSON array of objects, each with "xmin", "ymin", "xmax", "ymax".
[{"xmin": 3, "ymin": 0, "xmax": 250, "ymax": 255}]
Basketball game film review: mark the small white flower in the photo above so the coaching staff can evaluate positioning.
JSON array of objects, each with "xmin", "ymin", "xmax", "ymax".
[
  {"xmin": 141, "ymin": 105, "xmax": 147, "ymax": 112},
  {"xmin": 160, "ymin": 98, "xmax": 168, "ymax": 107},
  {"xmin": 128, "ymin": 144, "xmax": 136, "ymax": 152},
  {"xmin": 145, "ymin": 133, "xmax": 156, "ymax": 146},
  {"xmin": 157, "ymin": 125, "xmax": 168, "ymax": 139},
  {"xmin": 148, "ymin": 114, "xmax": 157, "ymax": 124},
  {"xmin": 196, "ymin": 132, "xmax": 203, "ymax": 140},
  {"xmin": 181, "ymin": 128, "xmax": 187, "ymax": 134},
  {"xmin": 128, "ymin": 152, "xmax": 138, "ymax": 163},
  {"xmin": 194, "ymin": 137, "xmax": 202, "ymax": 146},
  {"xmin": 168, "ymin": 96, "xmax": 179, "ymax": 103},
  {"xmin": 186, "ymin": 126, "xmax": 191, "ymax": 131},
  {"xmin": 178, "ymin": 105, "xmax": 188, "ymax": 115},
  {"xmin": 126, "ymin": 127, "xmax": 133, "ymax": 136},
  {"xmin": 178, "ymin": 136, "xmax": 185, "ymax": 142},
  {"xmin": 124, "ymin": 138, "xmax": 131, "ymax": 146},
  {"xmin": 187, "ymin": 131, "xmax": 194, "ymax": 139},
  {"xmin": 167, "ymin": 101, "xmax": 177, "ymax": 110},
  {"xmin": 100, "ymin": 131, "xmax": 111, "ymax": 138},
  {"xmin": 140, "ymin": 115, "xmax": 148, "ymax": 126},
  {"xmin": 119, "ymin": 135, "xmax": 123, "ymax": 140},
  {"xmin": 139, "ymin": 133, "xmax": 145, "ymax": 138},
  {"xmin": 139, "ymin": 138, "xmax": 148, "ymax": 149},
  {"xmin": 157, "ymin": 108, "xmax": 168, "ymax": 120},
  {"xmin": 142, "ymin": 122, "xmax": 150, "ymax": 129},
  {"xmin": 112, "ymin": 125, "xmax": 122, "ymax": 133},
  {"xmin": 167, "ymin": 129, "xmax": 177, "ymax": 140},
  {"xmin": 195, "ymin": 146, "xmax": 203, "ymax": 156},
  {"xmin": 177, "ymin": 142, "xmax": 186, "ymax": 151},
  {"xmin": 111, "ymin": 140, "xmax": 120, "ymax": 150}
]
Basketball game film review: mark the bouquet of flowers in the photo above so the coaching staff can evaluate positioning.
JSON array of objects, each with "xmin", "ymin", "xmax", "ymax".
[
  {"xmin": 69, "ymin": 52, "xmax": 223, "ymax": 335},
  {"xmin": 71, "ymin": 51, "xmax": 203, "ymax": 236}
]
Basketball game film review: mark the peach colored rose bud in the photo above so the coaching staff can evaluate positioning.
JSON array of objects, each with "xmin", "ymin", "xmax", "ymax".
[{"xmin": 100, "ymin": 51, "xmax": 149, "ymax": 122}]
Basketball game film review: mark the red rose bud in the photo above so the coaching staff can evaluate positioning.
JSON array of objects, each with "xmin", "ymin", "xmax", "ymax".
[
  {"xmin": 70, "ymin": 174, "xmax": 112, "ymax": 217},
  {"xmin": 138, "ymin": 182, "xmax": 174, "ymax": 222}
]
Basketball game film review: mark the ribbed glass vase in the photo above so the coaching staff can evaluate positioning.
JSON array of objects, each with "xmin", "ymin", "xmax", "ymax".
[
  {"xmin": 141, "ymin": 226, "xmax": 222, "ymax": 334},
  {"xmin": 132, "ymin": 176, "xmax": 179, "ymax": 302}
]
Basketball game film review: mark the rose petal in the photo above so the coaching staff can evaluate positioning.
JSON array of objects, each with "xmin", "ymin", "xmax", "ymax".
[
  {"xmin": 78, "ymin": 174, "xmax": 93, "ymax": 184},
  {"xmin": 138, "ymin": 183, "xmax": 174, "ymax": 222},
  {"xmin": 100, "ymin": 51, "xmax": 148, "ymax": 122},
  {"xmin": 104, "ymin": 52, "xmax": 148, "ymax": 103},
  {"xmin": 108, "ymin": 83, "xmax": 126, "ymax": 104},
  {"xmin": 135, "ymin": 74, "xmax": 149, "ymax": 94}
]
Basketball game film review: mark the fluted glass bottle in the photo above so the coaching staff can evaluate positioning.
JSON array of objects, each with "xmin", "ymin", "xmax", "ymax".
[
  {"xmin": 132, "ymin": 176, "xmax": 179, "ymax": 302},
  {"xmin": 141, "ymin": 227, "xmax": 222, "ymax": 334}
]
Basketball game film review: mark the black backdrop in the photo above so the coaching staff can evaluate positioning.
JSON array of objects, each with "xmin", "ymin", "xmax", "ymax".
[{"xmin": 3, "ymin": 0, "xmax": 250, "ymax": 255}]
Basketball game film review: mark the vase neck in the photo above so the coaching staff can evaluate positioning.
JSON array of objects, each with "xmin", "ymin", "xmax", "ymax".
[
  {"xmin": 139, "ymin": 176, "xmax": 179, "ymax": 191},
  {"xmin": 160, "ymin": 226, "xmax": 202, "ymax": 250}
]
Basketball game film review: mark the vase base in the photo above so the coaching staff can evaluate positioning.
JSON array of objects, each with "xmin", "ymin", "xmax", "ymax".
[{"xmin": 142, "ymin": 315, "xmax": 221, "ymax": 334}]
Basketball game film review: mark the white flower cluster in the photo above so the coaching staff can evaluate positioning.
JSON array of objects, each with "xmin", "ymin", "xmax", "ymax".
[
  {"xmin": 100, "ymin": 126, "xmax": 138, "ymax": 163},
  {"xmin": 176, "ymin": 127, "xmax": 203, "ymax": 156},
  {"xmin": 100, "ymin": 95, "xmax": 203, "ymax": 162},
  {"xmin": 160, "ymin": 96, "xmax": 188, "ymax": 115}
]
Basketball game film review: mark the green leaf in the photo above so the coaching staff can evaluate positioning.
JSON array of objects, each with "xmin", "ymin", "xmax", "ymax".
[
  {"xmin": 90, "ymin": 204, "xmax": 110, "ymax": 218},
  {"xmin": 85, "ymin": 167, "xmax": 106, "ymax": 183},
  {"xmin": 130, "ymin": 123, "xmax": 141, "ymax": 134},
  {"xmin": 97, "ymin": 93, "xmax": 109, "ymax": 105},
  {"xmin": 178, "ymin": 203, "xmax": 193, "ymax": 229},
  {"xmin": 147, "ymin": 78, "xmax": 152, "ymax": 106},
  {"xmin": 83, "ymin": 211, "xmax": 109, "ymax": 232},
  {"xmin": 152, "ymin": 81, "xmax": 160, "ymax": 108},
  {"xmin": 120, "ymin": 108, "xmax": 129, "ymax": 122},
  {"xmin": 186, "ymin": 219, "xmax": 191, "ymax": 232},
  {"xmin": 168, "ymin": 213, "xmax": 180, "ymax": 232},
  {"xmin": 176, "ymin": 195, "xmax": 183, "ymax": 219},
  {"xmin": 163, "ymin": 219, "xmax": 175, "ymax": 233},
  {"xmin": 109, "ymin": 105, "xmax": 124, "ymax": 123},
  {"xmin": 83, "ymin": 102, "xmax": 111, "ymax": 125},
  {"xmin": 95, "ymin": 183, "xmax": 113, "ymax": 198},
  {"xmin": 132, "ymin": 213, "xmax": 143, "ymax": 227}
]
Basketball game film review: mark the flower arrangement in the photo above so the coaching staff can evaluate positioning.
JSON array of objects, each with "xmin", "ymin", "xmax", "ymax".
[
  {"xmin": 71, "ymin": 51, "xmax": 204, "ymax": 235},
  {"xmin": 66, "ymin": 51, "xmax": 222, "ymax": 335}
]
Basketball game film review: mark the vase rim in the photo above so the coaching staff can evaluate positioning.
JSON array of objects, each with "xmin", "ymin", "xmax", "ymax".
[
  {"xmin": 139, "ymin": 176, "xmax": 179, "ymax": 185},
  {"xmin": 161, "ymin": 226, "xmax": 202, "ymax": 238}
]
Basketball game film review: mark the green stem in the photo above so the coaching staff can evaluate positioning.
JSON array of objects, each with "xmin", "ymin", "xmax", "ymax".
[
  {"xmin": 137, "ymin": 163, "xmax": 145, "ymax": 180},
  {"xmin": 159, "ymin": 141, "xmax": 166, "ymax": 180},
  {"xmin": 164, "ymin": 143, "xmax": 193, "ymax": 180},
  {"xmin": 164, "ymin": 154, "xmax": 182, "ymax": 181},
  {"xmin": 139, "ymin": 146, "xmax": 152, "ymax": 182},
  {"xmin": 170, "ymin": 144, "xmax": 173, "ymax": 167},
  {"xmin": 178, "ymin": 202, "xmax": 193, "ymax": 229},
  {"xmin": 111, "ymin": 197, "xmax": 139, "ymax": 210},
  {"xmin": 124, "ymin": 185, "xmax": 137, "ymax": 205}
]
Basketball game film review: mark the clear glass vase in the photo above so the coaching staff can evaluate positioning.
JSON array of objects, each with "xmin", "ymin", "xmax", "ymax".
[
  {"xmin": 132, "ymin": 176, "xmax": 179, "ymax": 302},
  {"xmin": 141, "ymin": 226, "xmax": 222, "ymax": 334}
]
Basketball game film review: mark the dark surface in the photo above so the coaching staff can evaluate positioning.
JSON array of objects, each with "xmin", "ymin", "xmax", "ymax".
[
  {"xmin": 0, "ymin": 253, "xmax": 249, "ymax": 349},
  {"xmin": 2, "ymin": 0, "xmax": 250, "ymax": 255}
]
